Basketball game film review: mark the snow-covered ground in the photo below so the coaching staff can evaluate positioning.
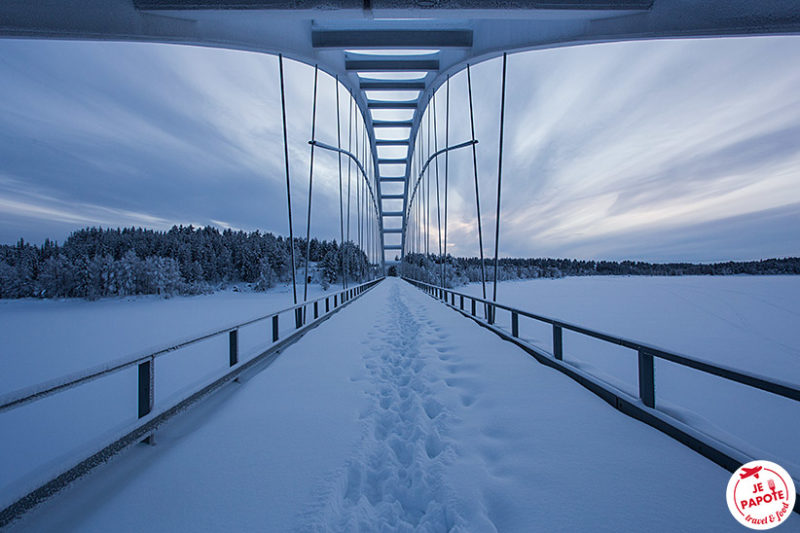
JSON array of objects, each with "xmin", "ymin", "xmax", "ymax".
[
  {"xmin": 0, "ymin": 283, "xmax": 331, "ymax": 509},
  {"xmin": 460, "ymin": 276, "xmax": 800, "ymax": 480},
  {"xmin": 8, "ymin": 278, "xmax": 747, "ymax": 531},
  {"xmin": 0, "ymin": 283, "xmax": 329, "ymax": 392}
]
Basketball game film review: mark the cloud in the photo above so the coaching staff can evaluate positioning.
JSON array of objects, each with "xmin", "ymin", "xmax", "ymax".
[{"xmin": 0, "ymin": 36, "xmax": 798, "ymax": 263}]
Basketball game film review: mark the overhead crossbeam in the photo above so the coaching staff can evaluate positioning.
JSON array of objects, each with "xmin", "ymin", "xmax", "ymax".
[
  {"xmin": 368, "ymin": 100, "xmax": 418, "ymax": 109},
  {"xmin": 312, "ymin": 29, "xmax": 473, "ymax": 48},
  {"xmin": 373, "ymin": 120, "xmax": 413, "ymax": 128},
  {"xmin": 360, "ymin": 80, "xmax": 427, "ymax": 91},
  {"xmin": 135, "ymin": 0, "xmax": 653, "ymax": 8},
  {"xmin": 345, "ymin": 58, "xmax": 439, "ymax": 71},
  {"xmin": 376, "ymin": 139, "xmax": 410, "ymax": 146}
]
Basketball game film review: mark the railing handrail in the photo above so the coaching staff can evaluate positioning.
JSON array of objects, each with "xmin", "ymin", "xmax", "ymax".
[
  {"xmin": 403, "ymin": 277, "xmax": 800, "ymax": 403},
  {"xmin": 0, "ymin": 277, "xmax": 385, "ymax": 413}
]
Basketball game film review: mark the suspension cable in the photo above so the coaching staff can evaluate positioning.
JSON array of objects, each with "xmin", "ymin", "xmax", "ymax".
[
  {"xmin": 467, "ymin": 63, "xmax": 488, "ymax": 300},
  {"xmin": 432, "ymin": 92, "xmax": 443, "ymax": 288},
  {"xmin": 302, "ymin": 64, "xmax": 319, "ymax": 307},
  {"xmin": 345, "ymin": 98, "xmax": 353, "ymax": 287},
  {"xmin": 443, "ymin": 75, "xmax": 450, "ymax": 290},
  {"xmin": 493, "ymin": 53, "xmax": 508, "ymax": 302},
  {"xmin": 278, "ymin": 55, "xmax": 297, "ymax": 305},
  {"xmin": 404, "ymin": 138, "xmax": 476, "ymax": 244},
  {"xmin": 357, "ymin": 124, "xmax": 362, "ymax": 259},
  {"xmin": 335, "ymin": 78, "xmax": 345, "ymax": 290},
  {"xmin": 426, "ymin": 100, "xmax": 431, "ymax": 258}
]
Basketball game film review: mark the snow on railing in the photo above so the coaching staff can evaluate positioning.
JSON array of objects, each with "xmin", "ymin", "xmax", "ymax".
[
  {"xmin": 0, "ymin": 278, "xmax": 384, "ymax": 415},
  {"xmin": 403, "ymin": 276, "xmax": 800, "ymax": 510},
  {"xmin": 403, "ymin": 277, "xmax": 800, "ymax": 406},
  {"xmin": 0, "ymin": 277, "xmax": 384, "ymax": 527}
]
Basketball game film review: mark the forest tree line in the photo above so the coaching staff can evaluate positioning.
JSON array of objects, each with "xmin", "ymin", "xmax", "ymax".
[
  {"xmin": 0, "ymin": 226, "xmax": 374, "ymax": 299},
  {"xmin": 399, "ymin": 253, "xmax": 800, "ymax": 287}
]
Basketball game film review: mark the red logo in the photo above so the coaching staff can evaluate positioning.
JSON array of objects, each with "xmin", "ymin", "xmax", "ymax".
[{"xmin": 727, "ymin": 460, "xmax": 796, "ymax": 530}]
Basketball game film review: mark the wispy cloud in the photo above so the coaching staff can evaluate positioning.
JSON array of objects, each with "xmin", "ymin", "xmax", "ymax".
[{"xmin": 0, "ymin": 36, "xmax": 798, "ymax": 261}]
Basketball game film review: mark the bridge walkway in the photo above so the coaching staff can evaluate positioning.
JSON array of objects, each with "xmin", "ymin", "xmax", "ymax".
[{"xmin": 11, "ymin": 278, "xmax": 739, "ymax": 532}]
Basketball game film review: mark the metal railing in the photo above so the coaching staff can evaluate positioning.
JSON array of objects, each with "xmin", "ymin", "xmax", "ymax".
[
  {"xmin": 403, "ymin": 276, "xmax": 800, "ymax": 511},
  {"xmin": 404, "ymin": 277, "xmax": 800, "ymax": 407},
  {"xmin": 0, "ymin": 276, "xmax": 384, "ymax": 526}
]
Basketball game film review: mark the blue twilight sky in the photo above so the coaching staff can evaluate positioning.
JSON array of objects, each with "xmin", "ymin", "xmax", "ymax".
[{"xmin": 0, "ymin": 36, "xmax": 798, "ymax": 262}]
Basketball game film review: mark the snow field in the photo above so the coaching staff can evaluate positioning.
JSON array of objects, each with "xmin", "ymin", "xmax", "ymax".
[
  {"xmin": 0, "ymin": 284, "xmax": 329, "ymax": 510},
  {"xmin": 461, "ymin": 276, "xmax": 800, "ymax": 478},
  {"xmin": 9, "ymin": 278, "xmax": 751, "ymax": 531}
]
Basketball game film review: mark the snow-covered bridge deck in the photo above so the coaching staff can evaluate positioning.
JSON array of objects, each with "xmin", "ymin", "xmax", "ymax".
[{"xmin": 10, "ymin": 278, "xmax": 740, "ymax": 531}]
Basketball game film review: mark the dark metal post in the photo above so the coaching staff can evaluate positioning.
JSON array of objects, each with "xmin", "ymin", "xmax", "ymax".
[
  {"xmin": 326, "ymin": 297, "xmax": 330, "ymax": 312},
  {"xmin": 553, "ymin": 325, "xmax": 563, "ymax": 360},
  {"xmin": 295, "ymin": 308, "xmax": 303, "ymax": 329},
  {"xmin": 460, "ymin": 294, "xmax": 464, "ymax": 310},
  {"xmin": 229, "ymin": 330, "xmax": 238, "ymax": 367},
  {"xmin": 138, "ymin": 358, "xmax": 153, "ymax": 418},
  {"xmin": 314, "ymin": 301, "xmax": 319, "ymax": 319},
  {"xmin": 138, "ymin": 357, "xmax": 154, "ymax": 444},
  {"xmin": 638, "ymin": 349, "xmax": 656, "ymax": 408},
  {"xmin": 334, "ymin": 294, "xmax": 338, "ymax": 307},
  {"xmin": 272, "ymin": 315, "xmax": 279, "ymax": 342},
  {"xmin": 512, "ymin": 312, "xmax": 519, "ymax": 338},
  {"xmin": 471, "ymin": 298, "xmax": 476, "ymax": 316}
]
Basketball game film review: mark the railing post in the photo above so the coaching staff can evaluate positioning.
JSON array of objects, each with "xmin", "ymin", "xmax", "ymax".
[
  {"xmin": 471, "ymin": 298, "xmax": 476, "ymax": 316},
  {"xmin": 314, "ymin": 301, "xmax": 319, "ymax": 319},
  {"xmin": 138, "ymin": 357, "xmax": 154, "ymax": 444},
  {"xmin": 295, "ymin": 307, "xmax": 303, "ymax": 329},
  {"xmin": 553, "ymin": 325, "xmax": 563, "ymax": 360},
  {"xmin": 638, "ymin": 349, "xmax": 656, "ymax": 408},
  {"xmin": 325, "ymin": 297, "xmax": 330, "ymax": 313},
  {"xmin": 229, "ymin": 329, "xmax": 238, "ymax": 367},
  {"xmin": 488, "ymin": 304, "xmax": 495, "ymax": 325},
  {"xmin": 512, "ymin": 312, "xmax": 519, "ymax": 337},
  {"xmin": 272, "ymin": 315, "xmax": 279, "ymax": 342},
  {"xmin": 334, "ymin": 294, "xmax": 338, "ymax": 307},
  {"xmin": 460, "ymin": 294, "xmax": 464, "ymax": 310}
]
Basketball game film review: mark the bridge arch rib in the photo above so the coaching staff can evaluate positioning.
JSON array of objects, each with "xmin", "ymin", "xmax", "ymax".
[{"xmin": 2, "ymin": 0, "xmax": 798, "ymax": 262}]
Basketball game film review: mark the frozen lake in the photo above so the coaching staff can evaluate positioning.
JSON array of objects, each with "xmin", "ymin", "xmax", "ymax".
[
  {"xmin": 460, "ymin": 275, "xmax": 800, "ymax": 476},
  {"xmin": 0, "ymin": 282, "xmax": 330, "ymax": 508},
  {"xmin": 1, "ymin": 275, "xmax": 798, "ymax": 518}
]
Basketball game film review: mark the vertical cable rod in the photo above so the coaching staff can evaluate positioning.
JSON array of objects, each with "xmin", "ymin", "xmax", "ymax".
[
  {"xmin": 302, "ymin": 64, "xmax": 319, "ymax": 307},
  {"xmin": 493, "ymin": 54, "xmax": 508, "ymax": 302},
  {"xmin": 345, "ymin": 98, "xmax": 353, "ymax": 288},
  {"xmin": 426, "ymin": 101, "xmax": 431, "ymax": 258},
  {"xmin": 443, "ymin": 75, "xmax": 450, "ymax": 290},
  {"xmin": 467, "ymin": 63, "xmax": 488, "ymax": 300},
  {"xmin": 432, "ymin": 92, "xmax": 443, "ymax": 288},
  {"xmin": 335, "ymin": 78, "xmax": 345, "ymax": 290},
  {"xmin": 278, "ymin": 55, "xmax": 297, "ymax": 305}
]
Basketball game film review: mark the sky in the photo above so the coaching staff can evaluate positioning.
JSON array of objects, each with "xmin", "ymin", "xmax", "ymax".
[{"xmin": 0, "ymin": 36, "xmax": 798, "ymax": 263}]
